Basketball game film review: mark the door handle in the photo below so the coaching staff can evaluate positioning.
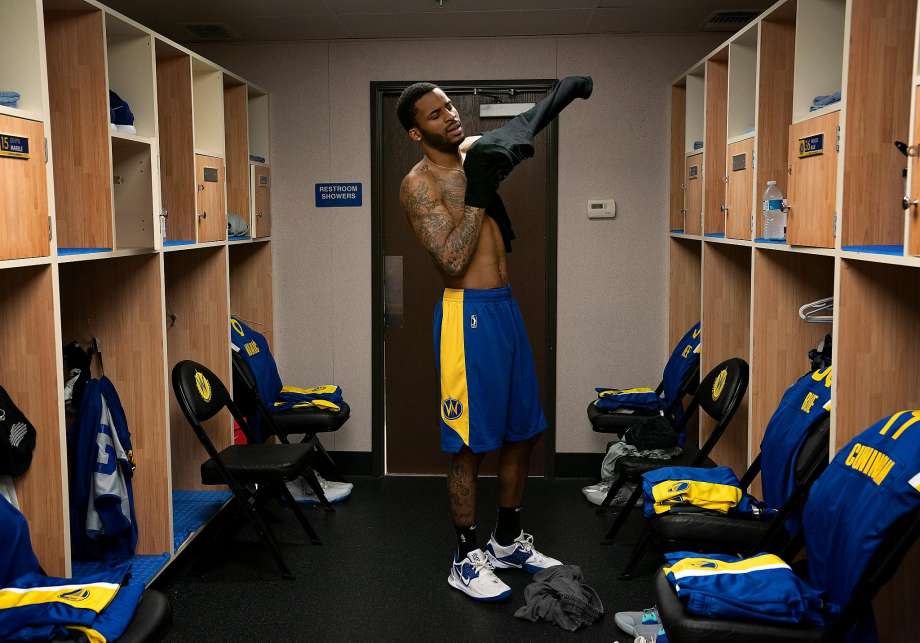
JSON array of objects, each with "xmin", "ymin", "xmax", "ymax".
[{"xmin": 384, "ymin": 255, "xmax": 403, "ymax": 329}]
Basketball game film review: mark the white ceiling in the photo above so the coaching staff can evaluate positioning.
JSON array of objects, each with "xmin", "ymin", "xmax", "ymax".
[{"xmin": 100, "ymin": 0, "xmax": 776, "ymax": 42}]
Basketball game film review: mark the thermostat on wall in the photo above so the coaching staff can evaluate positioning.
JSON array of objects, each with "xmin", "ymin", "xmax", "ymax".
[{"xmin": 587, "ymin": 199, "xmax": 616, "ymax": 219}]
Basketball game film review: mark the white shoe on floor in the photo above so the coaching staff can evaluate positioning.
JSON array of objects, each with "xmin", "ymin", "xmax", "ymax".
[
  {"xmin": 447, "ymin": 549, "xmax": 512, "ymax": 602},
  {"xmin": 285, "ymin": 473, "xmax": 353, "ymax": 505},
  {"xmin": 485, "ymin": 531, "xmax": 563, "ymax": 573}
]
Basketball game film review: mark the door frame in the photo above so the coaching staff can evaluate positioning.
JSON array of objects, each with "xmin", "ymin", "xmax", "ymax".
[{"xmin": 370, "ymin": 79, "xmax": 560, "ymax": 478}]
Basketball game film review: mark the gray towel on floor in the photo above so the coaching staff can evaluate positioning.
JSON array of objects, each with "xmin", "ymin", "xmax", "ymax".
[{"xmin": 514, "ymin": 564, "xmax": 604, "ymax": 632}]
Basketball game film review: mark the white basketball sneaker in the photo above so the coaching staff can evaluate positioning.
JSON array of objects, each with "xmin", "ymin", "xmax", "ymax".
[
  {"xmin": 485, "ymin": 531, "xmax": 563, "ymax": 573},
  {"xmin": 447, "ymin": 549, "xmax": 512, "ymax": 602}
]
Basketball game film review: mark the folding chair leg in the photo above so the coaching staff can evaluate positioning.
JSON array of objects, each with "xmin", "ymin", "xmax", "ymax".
[
  {"xmin": 312, "ymin": 438, "xmax": 347, "ymax": 483},
  {"xmin": 302, "ymin": 470, "xmax": 336, "ymax": 512},
  {"xmin": 602, "ymin": 483, "xmax": 643, "ymax": 544},
  {"xmin": 238, "ymin": 494, "xmax": 296, "ymax": 579},
  {"xmin": 618, "ymin": 527, "xmax": 654, "ymax": 580},
  {"xmin": 278, "ymin": 482, "xmax": 322, "ymax": 545},
  {"xmin": 595, "ymin": 474, "xmax": 626, "ymax": 515}
]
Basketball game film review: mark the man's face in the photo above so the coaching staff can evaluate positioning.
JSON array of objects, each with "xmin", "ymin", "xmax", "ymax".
[{"xmin": 409, "ymin": 88, "xmax": 465, "ymax": 152}]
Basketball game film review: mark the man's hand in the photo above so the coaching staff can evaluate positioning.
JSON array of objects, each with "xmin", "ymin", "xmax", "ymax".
[{"xmin": 400, "ymin": 173, "xmax": 485, "ymax": 277}]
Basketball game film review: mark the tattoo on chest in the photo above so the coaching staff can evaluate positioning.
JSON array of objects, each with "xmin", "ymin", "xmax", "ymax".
[{"xmin": 432, "ymin": 173, "xmax": 467, "ymax": 215}]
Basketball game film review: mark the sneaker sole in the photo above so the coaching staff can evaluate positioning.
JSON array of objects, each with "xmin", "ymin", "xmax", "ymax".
[{"xmin": 447, "ymin": 575, "xmax": 511, "ymax": 602}]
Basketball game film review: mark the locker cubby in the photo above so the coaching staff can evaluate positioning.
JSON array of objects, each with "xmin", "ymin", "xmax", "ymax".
[
  {"xmin": 224, "ymin": 79, "xmax": 250, "ymax": 237},
  {"xmin": 248, "ymin": 87, "xmax": 270, "ymax": 164},
  {"xmin": 791, "ymin": 0, "xmax": 846, "ymax": 124},
  {"xmin": 841, "ymin": 0, "xmax": 916, "ymax": 254},
  {"xmin": 251, "ymin": 164, "xmax": 271, "ymax": 238},
  {"xmin": 701, "ymin": 242, "xmax": 750, "ymax": 477},
  {"xmin": 756, "ymin": 0, "xmax": 796, "ymax": 231},
  {"xmin": 786, "ymin": 109, "xmax": 839, "ymax": 248},
  {"xmin": 835, "ymin": 259, "xmax": 920, "ymax": 641},
  {"xmin": 669, "ymin": 82, "xmax": 686, "ymax": 232},
  {"xmin": 704, "ymin": 50, "xmax": 728, "ymax": 236},
  {"xmin": 155, "ymin": 41, "xmax": 195, "ymax": 246},
  {"xmin": 111, "ymin": 137, "xmax": 155, "ymax": 249},
  {"xmin": 104, "ymin": 13, "xmax": 156, "ymax": 139},
  {"xmin": 229, "ymin": 240, "xmax": 273, "ymax": 347},
  {"xmin": 727, "ymin": 28, "xmax": 757, "ymax": 141},
  {"xmin": 0, "ymin": 0, "xmax": 47, "ymax": 119},
  {"xmin": 58, "ymin": 254, "xmax": 171, "ymax": 556},
  {"xmin": 725, "ymin": 137, "xmax": 754, "ymax": 240},
  {"xmin": 164, "ymin": 247, "xmax": 231, "ymax": 493},
  {"xmin": 669, "ymin": 237, "xmax": 701, "ymax": 438},
  {"xmin": 0, "ymin": 113, "xmax": 50, "ymax": 261},
  {"xmin": 192, "ymin": 58, "xmax": 224, "ymax": 158},
  {"xmin": 749, "ymin": 249, "xmax": 833, "ymax": 460},
  {"xmin": 0, "ymin": 265, "xmax": 67, "ymax": 576},
  {"xmin": 684, "ymin": 153, "xmax": 703, "ymax": 235},
  {"xmin": 44, "ymin": 1, "xmax": 113, "ymax": 252}
]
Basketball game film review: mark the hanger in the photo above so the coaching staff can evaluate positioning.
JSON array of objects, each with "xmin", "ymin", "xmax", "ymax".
[
  {"xmin": 90, "ymin": 336, "xmax": 105, "ymax": 377},
  {"xmin": 799, "ymin": 297, "xmax": 833, "ymax": 324}
]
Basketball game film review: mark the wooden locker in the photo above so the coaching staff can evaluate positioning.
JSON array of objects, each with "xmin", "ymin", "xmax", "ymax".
[
  {"xmin": 910, "ymin": 86, "xmax": 920, "ymax": 256},
  {"xmin": 670, "ymin": 85, "xmax": 686, "ymax": 231},
  {"xmin": 786, "ymin": 111, "xmax": 839, "ymax": 248},
  {"xmin": 725, "ymin": 138, "xmax": 755, "ymax": 240},
  {"xmin": 685, "ymin": 153, "xmax": 703, "ymax": 234},
  {"xmin": 195, "ymin": 154, "xmax": 226, "ymax": 242},
  {"xmin": 0, "ymin": 115, "xmax": 49, "ymax": 260},
  {"xmin": 251, "ymin": 164, "xmax": 271, "ymax": 238}
]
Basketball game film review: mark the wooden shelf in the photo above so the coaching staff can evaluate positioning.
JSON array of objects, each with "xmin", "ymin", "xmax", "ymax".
[
  {"xmin": 164, "ymin": 247, "xmax": 231, "ymax": 492},
  {"xmin": 110, "ymin": 130, "xmax": 153, "ymax": 145},
  {"xmin": 0, "ymin": 0, "xmax": 48, "ymax": 119},
  {"xmin": 0, "ymin": 104, "xmax": 45, "ymax": 122},
  {"xmin": 104, "ymin": 13, "xmax": 156, "ymax": 138}
]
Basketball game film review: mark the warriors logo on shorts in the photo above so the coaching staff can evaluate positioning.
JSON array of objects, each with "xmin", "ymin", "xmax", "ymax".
[{"xmin": 443, "ymin": 398, "xmax": 464, "ymax": 421}]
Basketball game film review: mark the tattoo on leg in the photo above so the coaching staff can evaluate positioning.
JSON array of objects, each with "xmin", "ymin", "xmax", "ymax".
[{"xmin": 448, "ymin": 456, "xmax": 477, "ymax": 525}]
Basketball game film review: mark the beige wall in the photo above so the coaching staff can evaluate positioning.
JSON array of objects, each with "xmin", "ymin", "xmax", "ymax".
[{"xmin": 197, "ymin": 33, "xmax": 722, "ymax": 457}]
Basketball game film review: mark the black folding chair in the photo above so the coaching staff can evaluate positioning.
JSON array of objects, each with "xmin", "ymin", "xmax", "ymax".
[
  {"xmin": 171, "ymin": 360, "xmax": 321, "ymax": 580},
  {"xmin": 231, "ymin": 351, "xmax": 348, "ymax": 511},
  {"xmin": 600, "ymin": 358, "xmax": 749, "ymax": 546},
  {"xmin": 617, "ymin": 415, "xmax": 831, "ymax": 579}
]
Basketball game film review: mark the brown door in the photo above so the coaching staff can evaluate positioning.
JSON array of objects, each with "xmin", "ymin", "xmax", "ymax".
[
  {"xmin": 380, "ymin": 84, "xmax": 554, "ymax": 475},
  {"xmin": 725, "ymin": 138, "xmax": 754, "ymax": 240},
  {"xmin": 787, "ymin": 111, "xmax": 838, "ymax": 248},
  {"xmin": 0, "ymin": 115, "xmax": 49, "ymax": 260},
  {"xmin": 685, "ymin": 153, "xmax": 703, "ymax": 234},
  {"xmin": 195, "ymin": 154, "xmax": 226, "ymax": 242},
  {"xmin": 251, "ymin": 164, "xmax": 271, "ymax": 237}
]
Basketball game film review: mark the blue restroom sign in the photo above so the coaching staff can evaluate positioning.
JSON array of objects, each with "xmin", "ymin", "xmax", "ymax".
[{"xmin": 315, "ymin": 182, "xmax": 362, "ymax": 207}]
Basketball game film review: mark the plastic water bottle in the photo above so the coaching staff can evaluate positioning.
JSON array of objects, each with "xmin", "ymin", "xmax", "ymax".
[{"xmin": 761, "ymin": 181, "xmax": 786, "ymax": 241}]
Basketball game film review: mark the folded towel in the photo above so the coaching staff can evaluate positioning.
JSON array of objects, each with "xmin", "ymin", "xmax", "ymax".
[
  {"xmin": 0, "ymin": 91, "xmax": 21, "ymax": 108},
  {"xmin": 809, "ymin": 90, "xmax": 841, "ymax": 111}
]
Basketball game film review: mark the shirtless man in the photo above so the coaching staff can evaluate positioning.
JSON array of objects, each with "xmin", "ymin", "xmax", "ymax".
[{"xmin": 396, "ymin": 83, "xmax": 562, "ymax": 602}]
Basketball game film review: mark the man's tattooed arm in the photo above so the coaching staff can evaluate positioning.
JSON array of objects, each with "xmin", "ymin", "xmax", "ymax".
[{"xmin": 400, "ymin": 173, "xmax": 484, "ymax": 277}]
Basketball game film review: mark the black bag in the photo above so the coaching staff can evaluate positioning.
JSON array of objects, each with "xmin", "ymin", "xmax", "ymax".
[
  {"xmin": 623, "ymin": 415, "xmax": 679, "ymax": 451},
  {"xmin": 0, "ymin": 386, "xmax": 37, "ymax": 477}
]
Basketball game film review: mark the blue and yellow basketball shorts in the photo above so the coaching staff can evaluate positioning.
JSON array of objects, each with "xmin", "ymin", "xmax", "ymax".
[{"xmin": 433, "ymin": 285, "xmax": 547, "ymax": 454}]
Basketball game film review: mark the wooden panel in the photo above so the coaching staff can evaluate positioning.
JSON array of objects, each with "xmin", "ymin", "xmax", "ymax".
[
  {"xmin": 165, "ymin": 248, "xmax": 231, "ymax": 491},
  {"xmin": 835, "ymin": 260, "xmax": 920, "ymax": 643},
  {"xmin": 229, "ymin": 241, "xmax": 273, "ymax": 345},
  {"xmin": 195, "ymin": 154, "xmax": 226, "ymax": 242},
  {"xmin": 0, "ymin": 115, "xmax": 49, "ymax": 260},
  {"xmin": 701, "ymin": 242, "xmax": 750, "ymax": 476},
  {"xmin": 252, "ymin": 164, "xmax": 271, "ymax": 238},
  {"xmin": 59, "ymin": 255, "xmax": 170, "ymax": 555},
  {"xmin": 725, "ymin": 138, "xmax": 755, "ymax": 239},
  {"xmin": 787, "ymin": 111, "xmax": 839, "ymax": 248},
  {"xmin": 704, "ymin": 59, "xmax": 728, "ymax": 234},
  {"xmin": 749, "ymin": 251, "xmax": 833, "ymax": 463},
  {"xmin": 1, "ymin": 266, "xmax": 66, "ymax": 575},
  {"xmin": 685, "ymin": 153, "xmax": 703, "ymax": 235},
  {"xmin": 841, "ymin": 0, "xmax": 915, "ymax": 248},
  {"xmin": 756, "ymin": 19, "xmax": 796, "ymax": 207},
  {"xmin": 156, "ymin": 55, "xmax": 196, "ymax": 243},
  {"xmin": 44, "ymin": 9, "xmax": 112, "ymax": 249},
  {"xmin": 670, "ymin": 86, "xmax": 687, "ymax": 231},
  {"xmin": 223, "ymin": 84, "xmax": 250, "ymax": 226},
  {"xmin": 911, "ymin": 85, "xmax": 920, "ymax": 255},
  {"xmin": 111, "ymin": 138, "xmax": 154, "ymax": 249},
  {"xmin": 668, "ymin": 238, "xmax": 702, "ymax": 348},
  {"xmin": 192, "ymin": 63, "xmax": 224, "ymax": 156}
]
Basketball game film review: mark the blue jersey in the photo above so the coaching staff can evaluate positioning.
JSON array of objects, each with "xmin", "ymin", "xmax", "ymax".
[
  {"xmin": 804, "ymin": 410, "xmax": 920, "ymax": 643},
  {"xmin": 642, "ymin": 466, "xmax": 751, "ymax": 518},
  {"xmin": 230, "ymin": 316, "xmax": 283, "ymax": 412},
  {"xmin": 662, "ymin": 551, "xmax": 835, "ymax": 627},
  {"xmin": 0, "ymin": 496, "xmax": 39, "ymax": 586},
  {"xmin": 759, "ymin": 367, "xmax": 832, "ymax": 530},
  {"xmin": 660, "ymin": 322, "xmax": 701, "ymax": 417},
  {"xmin": 274, "ymin": 385, "xmax": 344, "ymax": 413},
  {"xmin": 593, "ymin": 387, "xmax": 664, "ymax": 412}
]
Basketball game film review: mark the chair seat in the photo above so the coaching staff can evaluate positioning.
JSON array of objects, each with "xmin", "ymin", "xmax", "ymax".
[
  {"xmin": 650, "ymin": 510, "xmax": 773, "ymax": 552},
  {"xmin": 201, "ymin": 443, "xmax": 314, "ymax": 485},
  {"xmin": 271, "ymin": 401, "xmax": 350, "ymax": 435},
  {"xmin": 587, "ymin": 400, "xmax": 660, "ymax": 434},
  {"xmin": 617, "ymin": 446, "xmax": 714, "ymax": 480},
  {"xmin": 115, "ymin": 590, "xmax": 172, "ymax": 643},
  {"xmin": 655, "ymin": 571, "xmax": 824, "ymax": 643}
]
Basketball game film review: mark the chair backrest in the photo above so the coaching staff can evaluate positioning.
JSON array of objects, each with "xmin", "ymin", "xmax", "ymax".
[
  {"xmin": 230, "ymin": 351, "xmax": 285, "ymax": 444},
  {"xmin": 660, "ymin": 322, "xmax": 702, "ymax": 410},
  {"xmin": 791, "ymin": 416, "xmax": 831, "ymax": 488},
  {"xmin": 695, "ymin": 357, "xmax": 748, "ymax": 424},
  {"xmin": 801, "ymin": 410, "xmax": 920, "ymax": 640},
  {"xmin": 230, "ymin": 316, "xmax": 283, "ymax": 408}
]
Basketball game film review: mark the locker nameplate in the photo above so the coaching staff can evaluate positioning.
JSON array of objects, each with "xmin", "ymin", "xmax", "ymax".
[
  {"xmin": 0, "ymin": 134, "xmax": 29, "ymax": 160},
  {"xmin": 731, "ymin": 153, "xmax": 746, "ymax": 171},
  {"xmin": 688, "ymin": 165, "xmax": 699, "ymax": 179},
  {"xmin": 798, "ymin": 133, "xmax": 824, "ymax": 158},
  {"xmin": 203, "ymin": 167, "xmax": 219, "ymax": 182},
  {"xmin": 258, "ymin": 174, "xmax": 269, "ymax": 187}
]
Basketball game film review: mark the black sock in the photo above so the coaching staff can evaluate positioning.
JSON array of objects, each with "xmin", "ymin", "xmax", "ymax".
[
  {"xmin": 494, "ymin": 506, "xmax": 522, "ymax": 546},
  {"xmin": 455, "ymin": 524, "xmax": 477, "ymax": 560}
]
